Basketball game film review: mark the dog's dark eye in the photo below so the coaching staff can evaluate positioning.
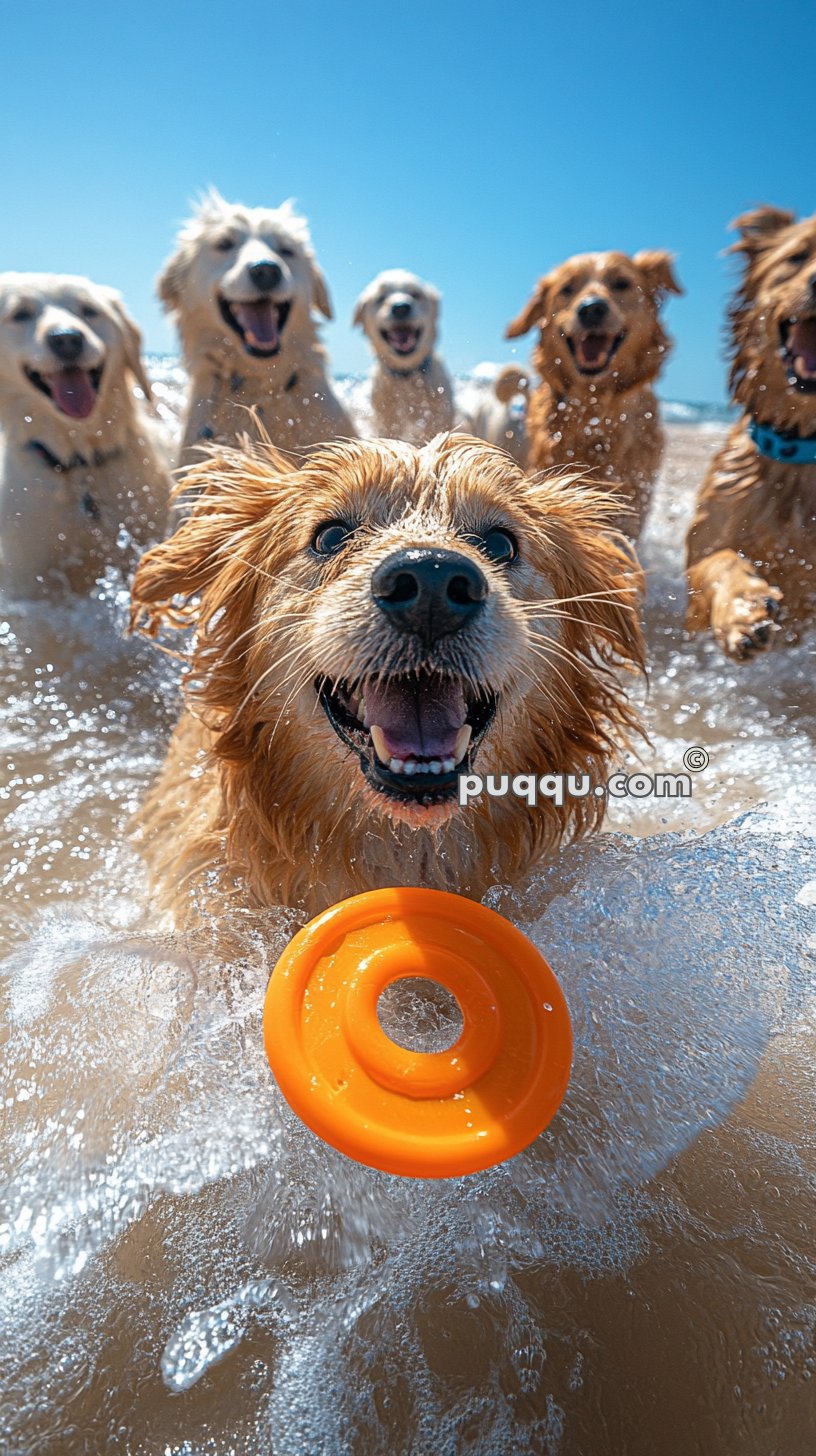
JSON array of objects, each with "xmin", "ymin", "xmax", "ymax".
[
  {"xmin": 312, "ymin": 521, "xmax": 353, "ymax": 556},
  {"xmin": 81, "ymin": 304, "xmax": 99, "ymax": 321},
  {"xmin": 9, "ymin": 306, "xmax": 34, "ymax": 323},
  {"xmin": 279, "ymin": 247, "xmax": 295, "ymax": 259},
  {"xmin": 559, "ymin": 283, "xmax": 575, "ymax": 299},
  {"xmin": 787, "ymin": 250, "xmax": 810, "ymax": 266},
  {"xmin": 214, "ymin": 236, "xmax": 235, "ymax": 252},
  {"xmin": 610, "ymin": 277, "xmax": 631, "ymax": 292},
  {"xmin": 476, "ymin": 528, "xmax": 518, "ymax": 565}
]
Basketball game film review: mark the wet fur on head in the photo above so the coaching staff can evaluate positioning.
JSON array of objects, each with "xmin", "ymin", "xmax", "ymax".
[
  {"xmin": 158, "ymin": 187, "xmax": 333, "ymax": 328},
  {"xmin": 506, "ymin": 250, "xmax": 682, "ymax": 395},
  {"xmin": 156, "ymin": 190, "xmax": 355, "ymax": 459},
  {"xmin": 726, "ymin": 206, "xmax": 816, "ymax": 432},
  {"xmin": 131, "ymin": 433, "xmax": 644, "ymax": 920},
  {"xmin": 504, "ymin": 250, "xmax": 682, "ymax": 537}
]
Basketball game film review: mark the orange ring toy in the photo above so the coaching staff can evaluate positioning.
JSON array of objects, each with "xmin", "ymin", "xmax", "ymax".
[{"xmin": 263, "ymin": 887, "xmax": 572, "ymax": 1178}]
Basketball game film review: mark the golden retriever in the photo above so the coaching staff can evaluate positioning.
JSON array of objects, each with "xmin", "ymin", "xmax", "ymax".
[
  {"xmin": 352, "ymin": 269, "xmax": 460, "ymax": 444},
  {"xmin": 506, "ymin": 250, "xmax": 682, "ymax": 537},
  {"xmin": 158, "ymin": 190, "xmax": 355, "ymax": 463},
  {"xmin": 130, "ymin": 433, "xmax": 643, "ymax": 921},
  {"xmin": 686, "ymin": 206, "xmax": 816, "ymax": 659},
  {"xmin": 0, "ymin": 272, "xmax": 170, "ymax": 597}
]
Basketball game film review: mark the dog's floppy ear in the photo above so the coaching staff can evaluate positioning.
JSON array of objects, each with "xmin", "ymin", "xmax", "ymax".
[
  {"xmin": 633, "ymin": 250, "xmax": 684, "ymax": 300},
  {"xmin": 308, "ymin": 258, "xmax": 334, "ymax": 320},
  {"xmin": 156, "ymin": 245, "xmax": 190, "ymax": 315},
  {"xmin": 103, "ymin": 289, "xmax": 153, "ymax": 400},
  {"xmin": 351, "ymin": 283, "xmax": 372, "ymax": 329},
  {"xmin": 130, "ymin": 438, "xmax": 296, "ymax": 638},
  {"xmin": 505, "ymin": 278, "xmax": 551, "ymax": 338},
  {"xmin": 730, "ymin": 206, "xmax": 796, "ymax": 254}
]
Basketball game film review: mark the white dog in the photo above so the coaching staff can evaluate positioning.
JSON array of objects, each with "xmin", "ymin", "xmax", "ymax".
[
  {"xmin": 0, "ymin": 273, "xmax": 170, "ymax": 597},
  {"xmin": 158, "ymin": 190, "xmax": 355, "ymax": 461},
  {"xmin": 352, "ymin": 269, "xmax": 462, "ymax": 444}
]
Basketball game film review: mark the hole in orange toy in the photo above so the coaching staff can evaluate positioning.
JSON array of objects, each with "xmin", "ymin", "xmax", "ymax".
[{"xmin": 376, "ymin": 977, "xmax": 464, "ymax": 1054}]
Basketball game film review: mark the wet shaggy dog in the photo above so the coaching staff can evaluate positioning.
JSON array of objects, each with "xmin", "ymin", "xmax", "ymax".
[
  {"xmin": 506, "ymin": 251, "xmax": 682, "ymax": 538},
  {"xmin": 687, "ymin": 207, "xmax": 816, "ymax": 660},
  {"xmin": 130, "ymin": 434, "xmax": 643, "ymax": 921},
  {"xmin": 352, "ymin": 269, "xmax": 459, "ymax": 444},
  {"xmin": 0, "ymin": 272, "xmax": 169, "ymax": 597},
  {"xmin": 158, "ymin": 190, "xmax": 355, "ymax": 463}
]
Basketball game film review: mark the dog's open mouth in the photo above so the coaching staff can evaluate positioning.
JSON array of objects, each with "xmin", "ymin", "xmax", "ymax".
[
  {"xmin": 318, "ymin": 669, "xmax": 497, "ymax": 805},
  {"xmin": 219, "ymin": 297, "xmax": 291, "ymax": 357},
  {"xmin": 780, "ymin": 318, "xmax": 816, "ymax": 391},
  {"xmin": 24, "ymin": 364, "xmax": 103, "ymax": 420},
  {"xmin": 381, "ymin": 324, "xmax": 422, "ymax": 356},
  {"xmin": 566, "ymin": 331, "xmax": 625, "ymax": 375}
]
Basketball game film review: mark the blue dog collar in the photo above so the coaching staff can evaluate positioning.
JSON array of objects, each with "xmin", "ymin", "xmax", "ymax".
[{"xmin": 749, "ymin": 418, "xmax": 816, "ymax": 465}]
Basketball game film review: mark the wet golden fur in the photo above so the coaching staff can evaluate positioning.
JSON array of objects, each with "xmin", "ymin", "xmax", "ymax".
[
  {"xmin": 687, "ymin": 207, "xmax": 816, "ymax": 658},
  {"xmin": 130, "ymin": 434, "xmax": 643, "ymax": 922},
  {"xmin": 158, "ymin": 190, "xmax": 355, "ymax": 465},
  {"xmin": 507, "ymin": 251, "xmax": 682, "ymax": 538}
]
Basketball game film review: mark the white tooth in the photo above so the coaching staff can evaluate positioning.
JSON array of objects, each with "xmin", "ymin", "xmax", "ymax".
[
  {"xmin": 389, "ymin": 758, "xmax": 404, "ymax": 774},
  {"xmin": 403, "ymin": 760, "xmax": 417, "ymax": 776},
  {"xmin": 429, "ymin": 760, "xmax": 442, "ymax": 775},
  {"xmin": 361, "ymin": 699, "xmax": 369, "ymax": 727},
  {"xmin": 370, "ymin": 725, "xmax": 389, "ymax": 763},
  {"xmin": 453, "ymin": 725, "xmax": 472, "ymax": 763},
  {"xmin": 442, "ymin": 757, "xmax": 455, "ymax": 772}
]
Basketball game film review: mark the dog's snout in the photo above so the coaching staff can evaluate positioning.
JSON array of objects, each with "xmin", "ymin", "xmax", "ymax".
[
  {"xmin": 372, "ymin": 547, "xmax": 488, "ymax": 641},
  {"xmin": 390, "ymin": 300, "xmax": 413, "ymax": 319},
  {"xmin": 576, "ymin": 295, "xmax": 610, "ymax": 329},
  {"xmin": 248, "ymin": 261, "xmax": 283, "ymax": 293},
  {"xmin": 47, "ymin": 327, "xmax": 85, "ymax": 363}
]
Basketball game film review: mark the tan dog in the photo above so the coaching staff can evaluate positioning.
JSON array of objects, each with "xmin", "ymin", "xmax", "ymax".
[
  {"xmin": 130, "ymin": 434, "xmax": 643, "ymax": 922},
  {"xmin": 0, "ymin": 273, "xmax": 169, "ymax": 597},
  {"xmin": 687, "ymin": 207, "xmax": 816, "ymax": 659},
  {"xmin": 158, "ymin": 190, "xmax": 355, "ymax": 463},
  {"xmin": 507, "ymin": 251, "xmax": 682, "ymax": 537},
  {"xmin": 352, "ymin": 269, "xmax": 459, "ymax": 444}
]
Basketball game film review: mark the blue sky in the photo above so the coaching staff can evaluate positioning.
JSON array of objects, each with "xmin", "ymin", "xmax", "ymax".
[{"xmin": 0, "ymin": 0, "xmax": 810, "ymax": 402}]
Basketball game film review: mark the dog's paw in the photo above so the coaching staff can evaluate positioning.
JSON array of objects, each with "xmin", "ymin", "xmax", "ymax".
[{"xmin": 712, "ymin": 581, "xmax": 783, "ymax": 661}]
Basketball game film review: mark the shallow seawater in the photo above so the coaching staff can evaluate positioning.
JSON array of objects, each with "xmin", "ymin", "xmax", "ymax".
[{"xmin": 1, "ymin": 373, "xmax": 815, "ymax": 1455}]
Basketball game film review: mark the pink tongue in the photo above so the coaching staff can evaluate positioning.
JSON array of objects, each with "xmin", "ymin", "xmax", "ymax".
[
  {"xmin": 579, "ymin": 334, "xmax": 610, "ymax": 365},
  {"xmin": 365, "ymin": 676, "xmax": 467, "ymax": 760},
  {"xmin": 388, "ymin": 326, "xmax": 417, "ymax": 354},
  {"xmin": 791, "ymin": 320, "xmax": 816, "ymax": 371},
  {"xmin": 232, "ymin": 300, "xmax": 280, "ymax": 350},
  {"xmin": 49, "ymin": 368, "xmax": 98, "ymax": 419}
]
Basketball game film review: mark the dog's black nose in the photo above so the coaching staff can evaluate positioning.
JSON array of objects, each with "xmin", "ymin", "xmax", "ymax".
[
  {"xmin": 576, "ymin": 295, "xmax": 610, "ymax": 329},
  {"xmin": 249, "ymin": 261, "xmax": 283, "ymax": 292},
  {"xmin": 372, "ymin": 548, "xmax": 488, "ymax": 641},
  {"xmin": 47, "ymin": 327, "xmax": 85, "ymax": 362},
  {"xmin": 390, "ymin": 300, "xmax": 412, "ymax": 319}
]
